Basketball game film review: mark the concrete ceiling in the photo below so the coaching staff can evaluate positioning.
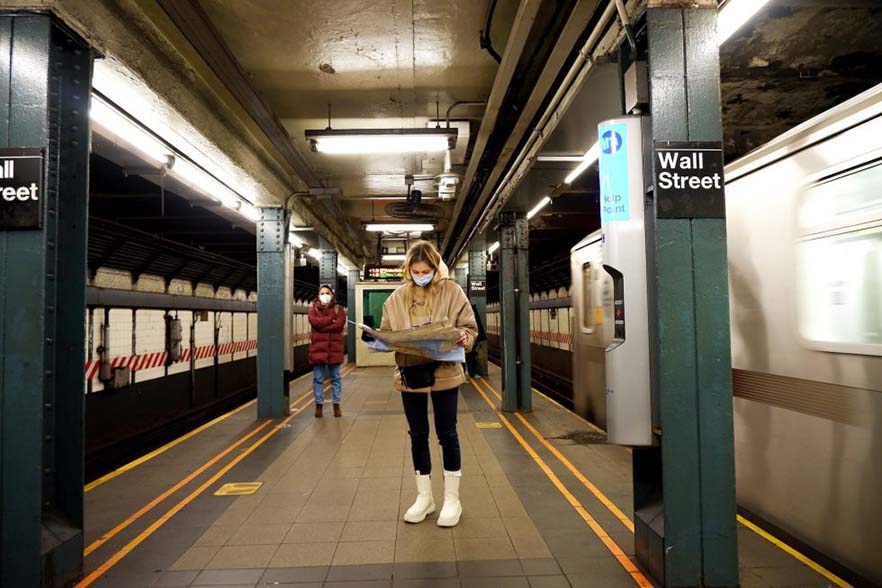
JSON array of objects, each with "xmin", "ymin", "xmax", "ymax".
[{"xmin": 198, "ymin": 0, "xmax": 519, "ymax": 225}]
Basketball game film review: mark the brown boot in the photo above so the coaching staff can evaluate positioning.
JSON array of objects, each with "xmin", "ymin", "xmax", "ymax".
[
  {"xmin": 314, "ymin": 404, "xmax": 323, "ymax": 418},
  {"xmin": 333, "ymin": 403, "xmax": 342, "ymax": 418}
]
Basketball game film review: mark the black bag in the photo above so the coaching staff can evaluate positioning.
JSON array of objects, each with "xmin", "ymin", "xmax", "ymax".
[{"xmin": 398, "ymin": 361, "xmax": 440, "ymax": 389}]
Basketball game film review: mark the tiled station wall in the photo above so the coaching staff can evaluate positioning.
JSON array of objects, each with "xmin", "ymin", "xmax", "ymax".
[
  {"xmin": 85, "ymin": 268, "xmax": 327, "ymax": 393},
  {"xmin": 486, "ymin": 287, "xmax": 573, "ymax": 351}
]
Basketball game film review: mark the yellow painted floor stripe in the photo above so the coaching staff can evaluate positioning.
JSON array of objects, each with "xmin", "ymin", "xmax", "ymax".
[
  {"xmin": 469, "ymin": 377, "xmax": 651, "ymax": 588},
  {"xmin": 84, "ymin": 399, "xmax": 255, "ymax": 493},
  {"xmin": 84, "ymin": 366, "xmax": 352, "ymax": 558},
  {"xmin": 84, "ymin": 368, "xmax": 319, "ymax": 493},
  {"xmin": 76, "ymin": 400, "xmax": 311, "ymax": 588},
  {"xmin": 481, "ymin": 379, "xmax": 635, "ymax": 533},
  {"xmin": 736, "ymin": 515, "xmax": 853, "ymax": 588},
  {"xmin": 487, "ymin": 372, "xmax": 855, "ymax": 588}
]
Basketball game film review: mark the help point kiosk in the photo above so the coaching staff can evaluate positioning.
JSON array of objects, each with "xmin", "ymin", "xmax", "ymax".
[{"xmin": 595, "ymin": 116, "xmax": 654, "ymax": 447}]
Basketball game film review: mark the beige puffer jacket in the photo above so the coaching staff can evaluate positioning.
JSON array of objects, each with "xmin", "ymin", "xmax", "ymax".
[{"xmin": 380, "ymin": 275, "xmax": 478, "ymax": 392}]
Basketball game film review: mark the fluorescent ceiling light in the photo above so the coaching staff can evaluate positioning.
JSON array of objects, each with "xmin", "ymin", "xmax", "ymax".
[
  {"xmin": 90, "ymin": 97, "xmax": 168, "ymax": 164},
  {"xmin": 92, "ymin": 95, "xmax": 261, "ymax": 224},
  {"xmin": 288, "ymin": 232, "xmax": 304, "ymax": 247},
  {"xmin": 306, "ymin": 128, "xmax": 457, "ymax": 154},
  {"xmin": 365, "ymin": 223, "xmax": 434, "ymax": 232},
  {"xmin": 239, "ymin": 203, "xmax": 259, "ymax": 222},
  {"xmin": 526, "ymin": 196, "xmax": 552, "ymax": 220},
  {"xmin": 306, "ymin": 248, "xmax": 322, "ymax": 261},
  {"xmin": 337, "ymin": 265, "xmax": 347, "ymax": 276},
  {"xmin": 717, "ymin": 0, "xmax": 771, "ymax": 43},
  {"xmin": 488, "ymin": 241, "xmax": 500, "ymax": 255},
  {"xmin": 564, "ymin": 142, "xmax": 600, "ymax": 185},
  {"xmin": 383, "ymin": 254, "xmax": 406, "ymax": 261}
]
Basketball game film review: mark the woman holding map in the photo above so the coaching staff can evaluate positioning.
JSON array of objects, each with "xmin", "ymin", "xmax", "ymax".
[{"xmin": 380, "ymin": 240, "xmax": 477, "ymax": 528}]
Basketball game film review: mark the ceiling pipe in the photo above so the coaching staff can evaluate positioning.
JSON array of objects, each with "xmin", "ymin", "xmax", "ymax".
[
  {"xmin": 451, "ymin": 0, "xmax": 632, "ymax": 264},
  {"xmin": 446, "ymin": 101, "xmax": 489, "ymax": 128},
  {"xmin": 480, "ymin": 0, "xmax": 503, "ymax": 63}
]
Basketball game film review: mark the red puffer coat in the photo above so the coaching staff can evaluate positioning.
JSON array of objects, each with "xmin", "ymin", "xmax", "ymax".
[{"xmin": 308, "ymin": 299, "xmax": 346, "ymax": 365}]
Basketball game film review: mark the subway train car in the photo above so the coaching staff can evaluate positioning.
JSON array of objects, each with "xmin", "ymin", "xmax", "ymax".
[{"xmin": 571, "ymin": 83, "xmax": 882, "ymax": 584}]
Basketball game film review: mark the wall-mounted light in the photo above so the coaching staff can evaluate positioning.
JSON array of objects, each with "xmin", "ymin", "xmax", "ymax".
[
  {"xmin": 717, "ymin": 0, "xmax": 771, "ymax": 43},
  {"xmin": 365, "ymin": 223, "xmax": 434, "ymax": 233},
  {"xmin": 306, "ymin": 128, "xmax": 457, "ymax": 155},
  {"xmin": 288, "ymin": 232, "xmax": 305, "ymax": 248},
  {"xmin": 91, "ymin": 94, "xmax": 259, "ymax": 224},
  {"xmin": 526, "ymin": 196, "xmax": 552, "ymax": 220},
  {"xmin": 564, "ymin": 142, "xmax": 600, "ymax": 185},
  {"xmin": 90, "ymin": 97, "xmax": 168, "ymax": 164},
  {"xmin": 488, "ymin": 241, "xmax": 500, "ymax": 255}
]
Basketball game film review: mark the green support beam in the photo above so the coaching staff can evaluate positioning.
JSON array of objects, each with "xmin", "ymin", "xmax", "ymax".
[
  {"xmin": 318, "ymin": 237, "xmax": 338, "ymax": 294},
  {"xmin": 0, "ymin": 13, "xmax": 92, "ymax": 587},
  {"xmin": 454, "ymin": 267, "xmax": 467, "ymax": 291},
  {"xmin": 635, "ymin": 2, "xmax": 738, "ymax": 585},
  {"xmin": 468, "ymin": 240, "xmax": 488, "ymax": 377},
  {"xmin": 347, "ymin": 269, "xmax": 359, "ymax": 362},
  {"xmin": 256, "ymin": 206, "xmax": 291, "ymax": 418},
  {"xmin": 498, "ymin": 212, "xmax": 531, "ymax": 412}
]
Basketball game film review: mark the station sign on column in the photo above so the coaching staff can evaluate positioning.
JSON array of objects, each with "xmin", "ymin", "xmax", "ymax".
[
  {"xmin": 654, "ymin": 141, "xmax": 725, "ymax": 218},
  {"xmin": 0, "ymin": 148, "xmax": 44, "ymax": 229}
]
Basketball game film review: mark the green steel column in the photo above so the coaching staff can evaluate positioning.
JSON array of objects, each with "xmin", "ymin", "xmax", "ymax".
[
  {"xmin": 498, "ymin": 212, "xmax": 531, "ymax": 412},
  {"xmin": 641, "ymin": 2, "xmax": 738, "ymax": 585},
  {"xmin": 0, "ymin": 13, "xmax": 92, "ymax": 587},
  {"xmin": 468, "ymin": 239, "xmax": 488, "ymax": 377},
  {"xmin": 347, "ymin": 269, "xmax": 359, "ymax": 362},
  {"xmin": 454, "ymin": 267, "xmax": 467, "ymax": 291},
  {"xmin": 318, "ymin": 239, "xmax": 338, "ymax": 293},
  {"xmin": 257, "ymin": 207, "xmax": 290, "ymax": 418}
]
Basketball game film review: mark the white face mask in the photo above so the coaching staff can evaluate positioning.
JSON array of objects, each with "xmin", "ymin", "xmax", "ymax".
[{"xmin": 319, "ymin": 293, "xmax": 332, "ymax": 305}]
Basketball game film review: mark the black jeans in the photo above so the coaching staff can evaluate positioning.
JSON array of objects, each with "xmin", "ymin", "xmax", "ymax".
[{"xmin": 401, "ymin": 388, "xmax": 461, "ymax": 475}]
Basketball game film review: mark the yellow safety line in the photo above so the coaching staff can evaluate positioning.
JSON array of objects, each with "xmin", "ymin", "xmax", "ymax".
[
  {"xmin": 469, "ymin": 377, "xmax": 651, "ymax": 588},
  {"xmin": 736, "ymin": 515, "xmax": 853, "ymax": 588},
  {"xmin": 482, "ymin": 374, "xmax": 855, "ymax": 588},
  {"xmin": 84, "ymin": 400, "xmax": 255, "ymax": 493},
  {"xmin": 84, "ymin": 368, "xmax": 319, "ymax": 492},
  {"xmin": 76, "ymin": 400, "xmax": 311, "ymax": 588},
  {"xmin": 84, "ymin": 365, "xmax": 353, "ymax": 558},
  {"xmin": 82, "ymin": 418, "xmax": 275, "ymax": 557},
  {"xmin": 531, "ymin": 385, "xmax": 607, "ymax": 434},
  {"xmin": 478, "ymin": 379, "xmax": 634, "ymax": 533}
]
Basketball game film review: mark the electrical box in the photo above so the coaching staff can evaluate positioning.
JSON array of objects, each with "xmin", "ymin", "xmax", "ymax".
[
  {"xmin": 596, "ymin": 116, "xmax": 652, "ymax": 446},
  {"xmin": 166, "ymin": 316, "xmax": 183, "ymax": 362},
  {"xmin": 110, "ymin": 366, "xmax": 131, "ymax": 389},
  {"xmin": 624, "ymin": 61, "xmax": 648, "ymax": 114}
]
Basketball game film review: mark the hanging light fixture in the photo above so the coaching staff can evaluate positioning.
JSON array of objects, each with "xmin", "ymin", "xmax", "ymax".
[
  {"xmin": 306, "ymin": 128, "xmax": 458, "ymax": 155},
  {"xmin": 365, "ymin": 223, "xmax": 434, "ymax": 233}
]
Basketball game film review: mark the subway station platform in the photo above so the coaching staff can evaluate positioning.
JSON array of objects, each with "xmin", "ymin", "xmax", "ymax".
[{"xmin": 81, "ymin": 366, "xmax": 835, "ymax": 588}]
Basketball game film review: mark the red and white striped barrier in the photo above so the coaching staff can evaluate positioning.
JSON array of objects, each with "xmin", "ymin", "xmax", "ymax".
[{"xmin": 84, "ymin": 339, "xmax": 258, "ymax": 380}]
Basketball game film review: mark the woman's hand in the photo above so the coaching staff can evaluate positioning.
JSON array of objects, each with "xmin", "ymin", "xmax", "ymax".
[{"xmin": 455, "ymin": 329, "xmax": 469, "ymax": 347}]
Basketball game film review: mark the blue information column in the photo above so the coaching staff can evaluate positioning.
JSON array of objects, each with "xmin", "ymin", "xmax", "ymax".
[{"xmin": 0, "ymin": 13, "xmax": 93, "ymax": 587}]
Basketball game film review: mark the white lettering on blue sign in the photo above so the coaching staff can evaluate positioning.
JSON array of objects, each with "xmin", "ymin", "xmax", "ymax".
[{"xmin": 598, "ymin": 122, "xmax": 630, "ymax": 223}]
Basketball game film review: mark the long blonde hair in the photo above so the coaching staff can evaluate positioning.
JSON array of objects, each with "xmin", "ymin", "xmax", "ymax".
[{"xmin": 402, "ymin": 240, "xmax": 443, "ymax": 303}]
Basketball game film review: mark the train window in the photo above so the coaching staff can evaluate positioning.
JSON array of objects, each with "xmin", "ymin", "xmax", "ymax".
[
  {"xmin": 582, "ymin": 262, "xmax": 594, "ymax": 330},
  {"xmin": 797, "ymin": 159, "xmax": 882, "ymax": 353}
]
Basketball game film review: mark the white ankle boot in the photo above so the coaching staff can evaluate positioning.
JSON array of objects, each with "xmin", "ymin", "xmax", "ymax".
[
  {"xmin": 403, "ymin": 473, "xmax": 435, "ymax": 523},
  {"xmin": 436, "ymin": 470, "xmax": 462, "ymax": 527}
]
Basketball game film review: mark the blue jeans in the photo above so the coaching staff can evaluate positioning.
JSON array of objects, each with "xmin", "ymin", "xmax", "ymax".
[{"xmin": 313, "ymin": 364, "xmax": 342, "ymax": 405}]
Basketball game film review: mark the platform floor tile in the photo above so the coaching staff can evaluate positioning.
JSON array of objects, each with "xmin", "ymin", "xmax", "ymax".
[{"xmin": 81, "ymin": 366, "xmax": 841, "ymax": 588}]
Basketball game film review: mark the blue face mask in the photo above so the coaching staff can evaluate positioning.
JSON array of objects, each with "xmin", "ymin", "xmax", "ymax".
[{"xmin": 413, "ymin": 272, "xmax": 434, "ymax": 287}]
